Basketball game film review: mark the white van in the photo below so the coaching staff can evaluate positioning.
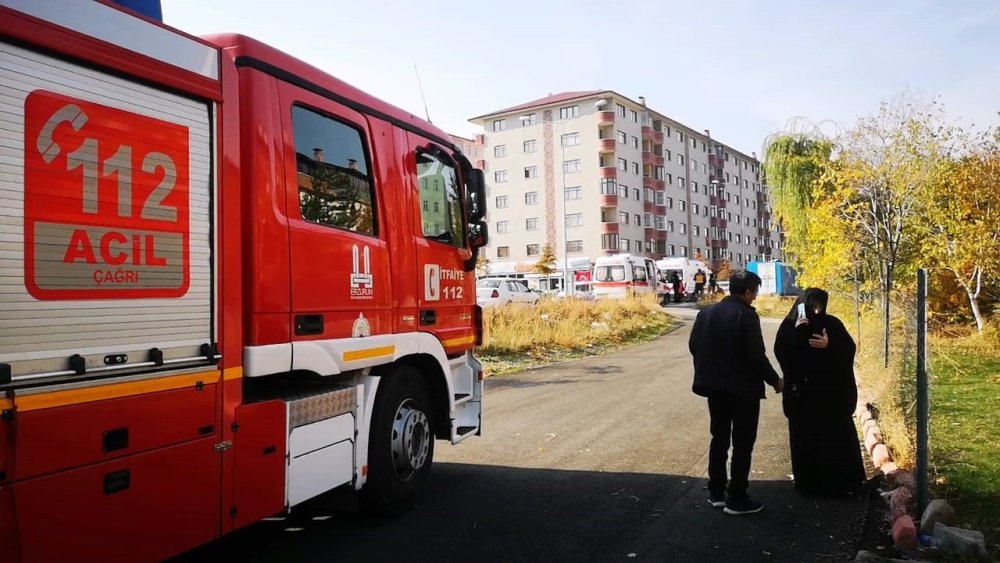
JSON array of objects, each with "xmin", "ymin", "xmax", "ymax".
[
  {"xmin": 655, "ymin": 257, "xmax": 710, "ymax": 301},
  {"xmin": 593, "ymin": 254, "xmax": 658, "ymax": 299}
]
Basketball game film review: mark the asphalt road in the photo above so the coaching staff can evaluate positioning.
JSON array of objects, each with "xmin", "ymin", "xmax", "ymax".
[{"xmin": 176, "ymin": 305, "xmax": 867, "ymax": 563}]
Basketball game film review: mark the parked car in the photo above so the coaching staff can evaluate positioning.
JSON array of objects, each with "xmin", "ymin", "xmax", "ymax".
[{"xmin": 476, "ymin": 279, "xmax": 541, "ymax": 308}]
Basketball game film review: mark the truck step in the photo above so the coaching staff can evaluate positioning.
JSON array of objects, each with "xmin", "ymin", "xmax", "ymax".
[{"xmin": 453, "ymin": 393, "xmax": 472, "ymax": 406}]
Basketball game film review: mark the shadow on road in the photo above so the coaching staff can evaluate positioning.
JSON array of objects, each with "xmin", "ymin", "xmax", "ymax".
[{"xmin": 174, "ymin": 462, "xmax": 868, "ymax": 563}]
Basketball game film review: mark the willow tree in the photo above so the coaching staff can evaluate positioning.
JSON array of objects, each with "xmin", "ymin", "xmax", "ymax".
[{"xmin": 762, "ymin": 122, "xmax": 835, "ymax": 270}]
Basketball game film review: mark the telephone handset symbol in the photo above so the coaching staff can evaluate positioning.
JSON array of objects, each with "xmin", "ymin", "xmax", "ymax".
[{"xmin": 37, "ymin": 104, "xmax": 88, "ymax": 164}]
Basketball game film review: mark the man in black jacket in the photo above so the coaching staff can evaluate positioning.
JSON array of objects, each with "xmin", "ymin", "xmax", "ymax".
[{"xmin": 689, "ymin": 270, "xmax": 784, "ymax": 515}]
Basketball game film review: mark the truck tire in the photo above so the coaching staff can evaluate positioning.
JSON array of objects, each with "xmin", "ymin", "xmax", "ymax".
[{"xmin": 362, "ymin": 367, "xmax": 434, "ymax": 515}]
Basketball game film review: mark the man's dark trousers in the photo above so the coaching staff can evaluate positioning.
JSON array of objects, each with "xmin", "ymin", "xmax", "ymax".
[{"xmin": 707, "ymin": 391, "xmax": 761, "ymax": 499}]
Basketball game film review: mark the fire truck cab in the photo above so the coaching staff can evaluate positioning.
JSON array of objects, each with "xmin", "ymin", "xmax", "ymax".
[{"xmin": 0, "ymin": 1, "xmax": 488, "ymax": 561}]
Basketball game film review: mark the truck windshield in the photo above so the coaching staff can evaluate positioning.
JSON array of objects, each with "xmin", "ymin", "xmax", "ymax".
[{"xmin": 595, "ymin": 265, "xmax": 626, "ymax": 282}]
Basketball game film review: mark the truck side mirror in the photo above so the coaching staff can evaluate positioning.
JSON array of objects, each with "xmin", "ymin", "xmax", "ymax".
[
  {"xmin": 468, "ymin": 220, "xmax": 488, "ymax": 249},
  {"xmin": 466, "ymin": 169, "xmax": 486, "ymax": 222}
]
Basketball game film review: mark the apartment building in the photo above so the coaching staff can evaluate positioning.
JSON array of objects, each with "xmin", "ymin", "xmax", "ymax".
[{"xmin": 467, "ymin": 90, "xmax": 780, "ymax": 283}]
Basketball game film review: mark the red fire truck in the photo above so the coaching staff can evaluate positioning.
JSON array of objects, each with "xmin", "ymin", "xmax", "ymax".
[{"xmin": 0, "ymin": 1, "xmax": 489, "ymax": 560}]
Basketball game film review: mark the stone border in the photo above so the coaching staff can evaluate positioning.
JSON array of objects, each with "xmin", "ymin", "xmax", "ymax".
[{"xmin": 854, "ymin": 401, "xmax": 916, "ymax": 550}]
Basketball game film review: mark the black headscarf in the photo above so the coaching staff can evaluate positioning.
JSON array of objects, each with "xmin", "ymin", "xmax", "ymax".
[{"xmin": 785, "ymin": 288, "xmax": 829, "ymax": 323}]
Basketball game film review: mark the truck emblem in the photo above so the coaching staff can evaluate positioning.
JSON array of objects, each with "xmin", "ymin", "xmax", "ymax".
[
  {"xmin": 352, "ymin": 313, "xmax": 371, "ymax": 337},
  {"xmin": 350, "ymin": 244, "xmax": 374, "ymax": 300}
]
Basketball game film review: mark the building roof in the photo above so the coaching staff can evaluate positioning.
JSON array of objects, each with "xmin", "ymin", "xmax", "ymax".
[{"xmin": 469, "ymin": 90, "xmax": 607, "ymax": 121}]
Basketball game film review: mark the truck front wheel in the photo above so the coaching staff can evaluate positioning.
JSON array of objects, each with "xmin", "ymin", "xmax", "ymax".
[{"xmin": 362, "ymin": 367, "xmax": 434, "ymax": 515}]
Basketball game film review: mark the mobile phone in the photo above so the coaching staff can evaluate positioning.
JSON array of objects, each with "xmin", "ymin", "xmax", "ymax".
[{"xmin": 797, "ymin": 303, "xmax": 807, "ymax": 322}]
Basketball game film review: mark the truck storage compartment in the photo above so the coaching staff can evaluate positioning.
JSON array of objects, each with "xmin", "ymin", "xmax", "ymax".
[
  {"xmin": 0, "ymin": 39, "xmax": 215, "ymax": 385},
  {"xmin": 13, "ymin": 437, "xmax": 221, "ymax": 563},
  {"xmin": 12, "ymin": 375, "xmax": 218, "ymax": 480}
]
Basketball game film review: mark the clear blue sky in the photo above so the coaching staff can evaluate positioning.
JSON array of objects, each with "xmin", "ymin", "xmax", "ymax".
[{"xmin": 163, "ymin": 0, "xmax": 999, "ymax": 156}]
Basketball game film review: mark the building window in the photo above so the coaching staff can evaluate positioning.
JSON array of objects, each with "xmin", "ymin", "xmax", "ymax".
[
  {"xmin": 666, "ymin": 173, "xmax": 673, "ymax": 184},
  {"xmin": 559, "ymin": 105, "xmax": 579, "ymax": 119},
  {"xmin": 655, "ymin": 191, "xmax": 665, "ymax": 205},
  {"xmin": 493, "ymin": 119, "xmax": 506, "ymax": 132},
  {"xmin": 678, "ymin": 178, "xmax": 686, "ymax": 189},
  {"xmin": 630, "ymin": 110, "xmax": 638, "ymax": 122},
  {"xmin": 497, "ymin": 246, "xmax": 510, "ymax": 258},
  {"xmin": 694, "ymin": 225, "xmax": 700, "ymax": 236},
  {"xmin": 525, "ymin": 191, "xmax": 539, "ymax": 205},
  {"xmin": 679, "ymin": 201, "xmax": 687, "ymax": 212},
  {"xmin": 495, "ymin": 195, "xmax": 508, "ymax": 208},
  {"xmin": 617, "ymin": 157, "xmax": 628, "ymax": 171},
  {"xmin": 496, "ymin": 220, "xmax": 509, "ymax": 233},
  {"xmin": 617, "ymin": 130, "xmax": 627, "ymax": 144},
  {"xmin": 664, "ymin": 149, "xmax": 672, "ymax": 160},
  {"xmin": 618, "ymin": 185, "xmax": 628, "ymax": 198},
  {"xmin": 561, "ymin": 132, "xmax": 580, "ymax": 146},
  {"xmin": 524, "ymin": 139, "xmax": 537, "ymax": 153},
  {"xmin": 620, "ymin": 239, "xmax": 630, "ymax": 252},
  {"xmin": 563, "ymin": 159, "xmax": 581, "ymax": 173},
  {"xmin": 565, "ymin": 186, "xmax": 583, "ymax": 200},
  {"xmin": 693, "ymin": 203, "xmax": 700, "ymax": 215},
  {"xmin": 566, "ymin": 213, "xmax": 583, "ymax": 227},
  {"xmin": 527, "ymin": 244, "xmax": 540, "ymax": 256},
  {"xmin": 526, "ymin": 217, "xmax": 539, "ymax": 231},
  {"xmin": 677, "ymin": 131, "xmax": 684, "ymax": 142},
  {"xmin": 677, "ymin": 154, "xmax": 685, "ymax": 166},
  {"xmin": 292, "ymin": 105, "xmax": 377, "ymax": 237},
  {"xmin": 521, "ymin": 114, "xmax": 536, "ymax": 126},
  {"xmin": 631, "ymin": 136, "xmax": 639, "ymax": 148},
  {"xmin": 616, "ymin": 103, "xmax": 626, "ymax": 117},
  {"xmin": 632, "ymin": 188, "xmax": 640, "ymax": 200},
  {"xmin": 602, "ymin": 234, "xmax": 619, "ymax": 250},
  {"xmin": 494, "ymin": 145, "xmax": 506, "ymax": 158},
  {"xmin": 666, "ymin": 197, "xmax": 673, "ymax": 209},
  {"xmin": 600, "ymin": 178, "xmax": 617, "ymax": 195},
  {"xmin": 692, "ymin": 181, "xmax": 698, "ymax": 193},
  {"xmin": 681, "ymin": 245, "xmax": 688, "ymax": 257},
  {"xmin": 619, "ymin": 211, "xmax": 629, "ymax": 224},
  {"xmin": 495, "ymin": 170, "xmax": 508, "ymax": 183},
  {"xmin": 644, "ymin": 188, "xmax": 654, "ymax": 203},
  {"xmin": 668, "ymin": 244, "xmax": 675, "ymax": 255},
  {"xmin": 668, "ymin": 220, "xmax": 674, "ymax": 232},
  {"xmin": 644, "ymin": 213, "xmax": 652, "ymax": 227},
  {"xmin": 690, "ymin": 159, "xmax": 697, "ymax": 171},
  {"xmin": 691, "ymin": 137, "xmax": 697, "ymax": 148},
  {"xmin": 634, "ymin": 214, "xmax": 641, "ymax": 226},
  {"xmin": 567, "ymin": 240, "xmax": 583, "ymax": 252},
  {"xmin": 654, "ymin": 215, "xmax": 665, "ymax": 229},
  {"xmin": 631, "ymin": 162, "xmax": 639, "ymax": 175},
  {"xmin": 524, "ymin": 166, "xmax": 538, "ymax": 179}
]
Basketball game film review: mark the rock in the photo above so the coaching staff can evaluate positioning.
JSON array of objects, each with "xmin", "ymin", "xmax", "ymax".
[
  {"xmin": 891, "ymin": 515, "xmax": 918, "ymax": 550},
  {"xmin": 864, "ymin": 432, "xmax": 880, "ymax": 455},
  {"xmin": 858, "ymin": 409, "xmax": 873, "ymax": 424},
  {"xmin": 863, "ymin": 419, "xmax": 879, "ymax": 433},
  {"xmin": 918, "ymin": 499, "xmax": 955, "ymax": 536},
  {"xmin": 888, "ymin": 487, "xmax": 913, "ymax": 520},
  {"xmin": 879, "ymin": 462, "xmax": 900, "ymax": 481},
  {"xmin": 932, "ymin": 522, "xmax": 989, "ymax": 559},
  {"xmin": 871, "ymin": 444, "xmax": 891, "ymax": 468},
  {"xmin": 891, "ymin": 471, "xmax": 915, "ymax": 490}
]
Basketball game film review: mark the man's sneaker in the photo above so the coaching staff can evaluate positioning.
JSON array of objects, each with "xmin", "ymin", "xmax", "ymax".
[
  {"xmin": 708, "ymin": 492, "xmax": 726, "ymax": 508},
  {"xmin": 723, "ymin": 496, "xmax": 764, "ymax": 515}
]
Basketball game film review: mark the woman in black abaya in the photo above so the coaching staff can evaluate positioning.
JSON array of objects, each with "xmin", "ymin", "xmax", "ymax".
[{"xmin": 774, "ymin": 288, "xmax": 866, "ymax": 496}]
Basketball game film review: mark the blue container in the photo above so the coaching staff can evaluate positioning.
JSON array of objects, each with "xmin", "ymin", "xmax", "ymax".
[{"xmin": 110, "ymin": 0, "xmax": 163, "ymax": 21}]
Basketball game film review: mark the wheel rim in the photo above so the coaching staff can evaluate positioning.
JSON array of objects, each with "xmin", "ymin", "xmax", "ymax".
[{"xmin": 390, "ymin": 398, "xmax": 430, "ymax": 481}]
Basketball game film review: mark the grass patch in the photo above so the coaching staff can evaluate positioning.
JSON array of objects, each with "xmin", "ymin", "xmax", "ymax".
[
  {"xmin": 478, "ymin": 294, "xmax": 674, "ymax": 376},
  {"xmin": 928, "ymin": 334, "xmax": 1000, "ymax": 554}
]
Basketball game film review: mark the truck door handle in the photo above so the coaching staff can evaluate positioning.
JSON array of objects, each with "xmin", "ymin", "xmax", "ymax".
[
  {"xmin": 295, "ymin": 315, "xmax": 324, "ymax": 335},
  {"xmin": 420, "ymin": 310, "xmax": 436, "ymax": 326}
]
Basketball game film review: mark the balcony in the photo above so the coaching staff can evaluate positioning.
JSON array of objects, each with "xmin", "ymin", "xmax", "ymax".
[
  {"xmin": 653, "ymin": 179, "xmax": 665, "ymax": 190},
  {"xmin": 709, "ymin": 154, "xmax": 724, "ymax": 168},
  {"xmin": 643, "ymin": 177, "xmax": 654, "ymax": 189},
  {"xmin": 710, "ymin": 217, "xmax": 728, "ymax": 229},
  {"xmin": 598, "ymin": 111, "xmax": 616, "ymax": 125},
  {"xmin": 758, "ymin": 227, "xmax": 769, "ymax": 237},
  {"xmin": 652, "ymin": 155, "xmax": 665, "ymax": 167},
  {"xmin": 599, "ymin": 138, "xmax": 617, "ymax": 152},
  {"xmin": 599, "ymin": 167, "xmax": 618, "ymax": 179},
  {"xmin": 643, "ymin": 152, "xmax": 654, "ymax": 166},
  {"xmin": 600, "ymin": 194, "xmax": 619, "ymax": 206},
  {"xmin": 643, "ymin": 202, "xmax": 656, "ymax": 213},
  {"xmin": 600, "ymin": 222, "xmax": 620, "ymax": 234},
  {"xmin": 645, "ymin": 227, "xmax": 659, "ymax": 240},
  {"xmin": 642, "ymin": 126, "xmax": 665, "ymax": 144}
]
